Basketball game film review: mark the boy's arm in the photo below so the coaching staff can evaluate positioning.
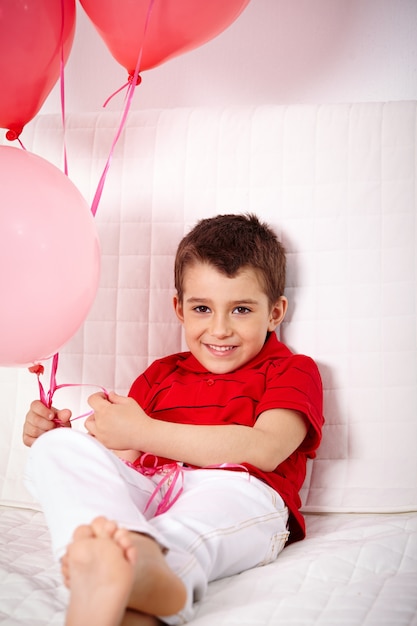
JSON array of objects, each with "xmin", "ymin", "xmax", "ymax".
[
  {"xmin": 86, "ymin": 392, "xmax": 308, "ymax": 471},
  {"xmin": 136, "ymin": 406, "xmax": 307, "ymax": 471}
]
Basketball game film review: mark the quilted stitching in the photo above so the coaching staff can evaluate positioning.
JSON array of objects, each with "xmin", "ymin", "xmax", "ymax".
[
  {"xmin": 1, "ymin": 508, "xmax": 416, "ymax": 626},
  {"xmin": 0, "ymin": 103, "xmax": 416, "ymax": 514}
]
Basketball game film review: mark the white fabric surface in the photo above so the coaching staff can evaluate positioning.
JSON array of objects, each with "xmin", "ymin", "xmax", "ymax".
[
  {"xmin": 1, "ymin": 102, "xmax": 416, "ymax": 513},
  {"xmin": 0, "ymin": 103, "xmax": 416, "ymax": 624},
  {"xmin": 1, "ymin": 506, "xmax": 416, "ymax": 626}
]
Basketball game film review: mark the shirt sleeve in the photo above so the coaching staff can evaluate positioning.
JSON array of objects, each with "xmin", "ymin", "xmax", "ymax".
[{"xmin": 256, "ymin": 354, "xmax": 324, "ymax": 456}]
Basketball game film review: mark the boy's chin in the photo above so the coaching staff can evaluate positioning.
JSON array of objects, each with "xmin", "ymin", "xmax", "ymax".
[{"xmin": 198, "ymin": 356, "xmax": 244, "ymax": 375}]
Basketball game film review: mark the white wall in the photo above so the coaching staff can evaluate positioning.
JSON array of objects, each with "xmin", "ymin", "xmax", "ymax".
[{"xmin": 40, "ymin": 0, "xmax": 417, "ymax": 116}]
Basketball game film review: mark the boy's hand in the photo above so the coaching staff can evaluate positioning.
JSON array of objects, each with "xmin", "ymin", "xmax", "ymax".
[
  {"xmin": 85, "ymin": 391, "xmax": 146, "ymax": 451},
  {"xmin": 22, "ymin": 400, "xmax": 72, "ymax": 447}
]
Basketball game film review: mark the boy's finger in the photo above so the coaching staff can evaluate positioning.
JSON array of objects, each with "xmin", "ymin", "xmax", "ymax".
[
  {"xmin": 56, "ymin": 408, "xmax": 72, "ymax": 424},
  {"xmin": 30, "ymin": 399, "xmax": 54, "ymax": 419},
  {"xmin": 84, "ymin": 414, "xmax": 96, "ymax": 436},
  {"xmin": 87, "ymin": 391, "xmax": 110, "ymax": 409}
]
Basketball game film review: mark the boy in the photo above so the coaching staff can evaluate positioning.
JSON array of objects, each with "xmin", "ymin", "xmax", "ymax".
[{"xmin": 23, "ymin": 213, "xmax": 323, "ymax": 626}]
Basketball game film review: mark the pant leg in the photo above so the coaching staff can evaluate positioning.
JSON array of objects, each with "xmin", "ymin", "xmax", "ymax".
[
  {"xmin": 151, "ymin": 469, "xmax": 289, "ymax": 625},
  {"xmin": 24, "ymin": 427, "xmax": 167, "ymax": 558},
  {"xmin": 26, "ymin": 429, "xmax": 288, "ymax": 626}
]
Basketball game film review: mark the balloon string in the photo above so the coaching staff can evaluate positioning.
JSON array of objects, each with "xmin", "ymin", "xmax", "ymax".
[
  {"xmin": 59, "ymin": 0, "xmax": 68, "ymax": 176},
  {"xmin": 102, "ymin": 81, "xmax": 130, "ymax": 108},
  {"xmin": 29, "ymin": 355, "xmax": 109, "ymax": 425},
  {"xmin": 32, "ymin": 0, "xmax": 69, "ymax": 414},
  {"xmin": 90, "ymin": 0, "xmax": 156, "ymax": 217},
  {"xmin": 29, "ymin": 0, "xmax": 157, "ymax": 411}
]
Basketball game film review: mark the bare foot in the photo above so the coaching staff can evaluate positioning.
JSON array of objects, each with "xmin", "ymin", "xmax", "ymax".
[
  {"xmin": 63, "ymin": 516, "xmax": 187, "ymax": 625},
  {"xmin": 64, "ymin": 517, "xmax": 136, "ymax": 626}
]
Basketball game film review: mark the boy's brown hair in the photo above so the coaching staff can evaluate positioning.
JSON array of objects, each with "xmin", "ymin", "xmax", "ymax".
[{"xmin": 174, "ymin": 213, "xmax": 286, "ymax": 305}]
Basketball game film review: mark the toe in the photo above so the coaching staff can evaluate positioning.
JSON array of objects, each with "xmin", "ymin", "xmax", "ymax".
[
  {"xmin": 72, "ymin": 524, "xmax": 95, "ymax": 542},
  {"xmin": 91, "ymin": 516, "xmax": 118, "ymax": 538}
]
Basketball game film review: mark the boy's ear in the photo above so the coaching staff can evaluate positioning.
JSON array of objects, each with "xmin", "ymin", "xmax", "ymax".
[
  {"xmin": 268, "ymin": 296, "xmax": 288, "ymax": 331},
  {"xmin": 173, "ymin": 294, "xmax": 184, "ymax": 323}
]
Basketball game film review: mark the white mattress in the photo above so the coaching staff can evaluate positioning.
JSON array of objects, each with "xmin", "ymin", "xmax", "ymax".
[
  {"xmin": 0, "ymin": 103, "xmax": 416, "ymax": 624},
  {"xmin": 1, "ymin": 506, "xmax": 416, "ymax": 625}
]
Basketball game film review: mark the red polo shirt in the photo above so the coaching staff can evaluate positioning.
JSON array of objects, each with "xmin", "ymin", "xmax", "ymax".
[{"xmin": 128, "ymin": 332, "xmax": 324, "ymax": 543}]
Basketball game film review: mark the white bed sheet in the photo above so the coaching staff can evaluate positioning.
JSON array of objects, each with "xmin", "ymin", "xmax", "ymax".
[{"xmin": 1, "ymin": 506, "xmax": 416, "ymax": 626}]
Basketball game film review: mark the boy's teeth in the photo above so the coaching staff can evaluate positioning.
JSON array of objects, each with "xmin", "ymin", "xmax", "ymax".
[{"xmin": 210, "ymin": 345, "xmax": 233, "ymax": 352}]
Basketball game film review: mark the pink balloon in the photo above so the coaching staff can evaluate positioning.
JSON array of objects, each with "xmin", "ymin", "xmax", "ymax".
[
  {"xmin": 0, "ymin": 0, "xmax": 75, "ymax": 139},
  {"xmin": 0, "ymin": 147, "xmax": 101, "ymax": 366},
  {"xmin": 79, "ymin": 0, "xmax": 251, "ymax": 75}
]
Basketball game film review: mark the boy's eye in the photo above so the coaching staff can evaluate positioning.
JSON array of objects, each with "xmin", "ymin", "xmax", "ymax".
[
  {"xmin": 194, "ymin": 305, "xmax": 211, "ymax": 313},
  {"xmin": 233, "ymin": 306, "xmax": 251, "ymax": 314}
]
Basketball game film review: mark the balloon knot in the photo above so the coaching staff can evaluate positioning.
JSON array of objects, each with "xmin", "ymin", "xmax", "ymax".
[
  {"xmin": 29, "ymin": 364, "xmax": 45, "ymax": 376},
  {"xmin": 128, "ymin": 72, "xmax": 142, "ymax": 86},
  {"xmin": 6, "ymin": 128, "xmax": 22, "ymax": 141}
]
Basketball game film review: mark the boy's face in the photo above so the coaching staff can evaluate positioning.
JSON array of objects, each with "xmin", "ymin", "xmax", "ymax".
[{"xmin": 173, "ymin": 262, "xmax": 287, "ymax": 374}]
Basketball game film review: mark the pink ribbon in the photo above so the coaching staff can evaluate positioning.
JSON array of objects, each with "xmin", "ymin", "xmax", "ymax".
[
  {"xmin": 29, "ymin": 353, "xmax": 108, "ymax": 425},
  {"xmin": 31, "ymin": 357, "xmax": 251, "ymax": 515},
  {"xmin": 122, "ymin": 454, "xmax": 250, "ymax": 517},
  {"xmin": 59, "ymin": 0, "xmax": 68, "ymax": 177},
  {"xmin": 138, "ymin": 454, "xmax": 185, "ymax": 516},
  {"xmin": 90, "ymin": 0, "xmax": 156, "ymax": 217},
  {"xmin": 29, "ymin": 0, "xmax": 157, "ymax": 408}
]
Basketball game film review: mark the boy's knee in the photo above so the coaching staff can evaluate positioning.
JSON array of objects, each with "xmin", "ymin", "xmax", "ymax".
[
  {"xmin": 31, "ymin": 425, "xmax": 73, "ymax": 451},
  {"xmin": 30, "ymin": 427, "xmax": 91, "ymax": 465}
]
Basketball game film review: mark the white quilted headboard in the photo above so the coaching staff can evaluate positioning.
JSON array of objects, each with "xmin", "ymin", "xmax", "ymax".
[{"xmin": 1, "ymin": 103, "xmax": 416, "ymax": 515}]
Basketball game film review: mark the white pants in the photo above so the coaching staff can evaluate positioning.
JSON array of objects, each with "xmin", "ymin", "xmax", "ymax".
[{"xmin": 25, "ymin": 428, "xmax": 289, "ymax": 625}]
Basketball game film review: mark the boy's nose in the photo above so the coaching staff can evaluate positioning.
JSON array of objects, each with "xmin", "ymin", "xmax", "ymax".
[{"xmin": 209, "ymin": 314, "xmax": 232, "ymax": 338}]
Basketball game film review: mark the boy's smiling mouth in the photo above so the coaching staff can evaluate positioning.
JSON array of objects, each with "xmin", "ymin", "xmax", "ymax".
[{"xmin": 206, "ymin": 344, "xmax": 237, "ymax": 354}]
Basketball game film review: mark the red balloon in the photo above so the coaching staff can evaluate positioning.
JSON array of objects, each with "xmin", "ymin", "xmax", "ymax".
[
  {"xmin": 0, "ymin": 0, "xmax": 76, "ymax": 139},
  {"xmin": 79, "ymin": 0, "xmax": 251, "ymax": 75}
]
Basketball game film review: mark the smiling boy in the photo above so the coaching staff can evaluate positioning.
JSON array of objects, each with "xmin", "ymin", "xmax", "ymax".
[{"xmin": 23, "ymin": 213, "xmax": 324, "ymax": 626}]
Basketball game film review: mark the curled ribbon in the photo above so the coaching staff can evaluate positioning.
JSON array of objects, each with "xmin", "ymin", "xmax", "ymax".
[
  {"xmin": 29, "ymin": 353, "xmax": 108, "ymax": 425},
  {"xmin": 121, "ymin": 453, "xmax": 250, "ymax": 517}
]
